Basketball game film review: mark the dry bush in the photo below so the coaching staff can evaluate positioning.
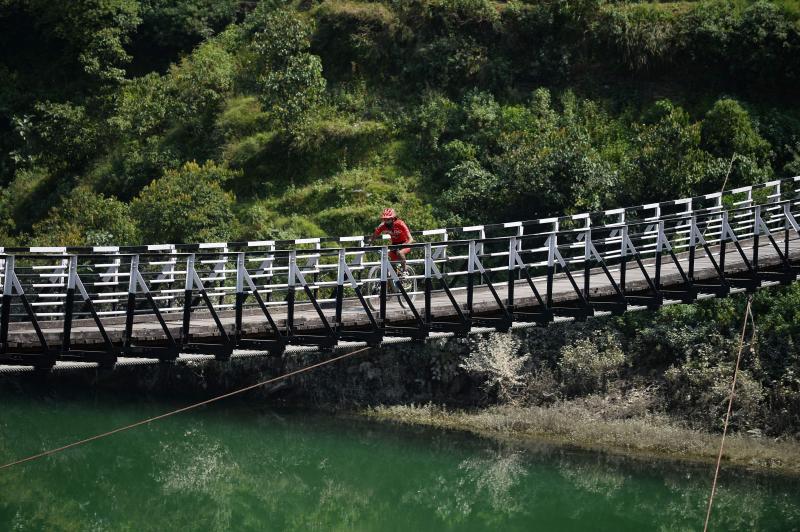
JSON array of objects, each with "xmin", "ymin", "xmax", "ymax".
[
  {"xmin": 578, "ymin": 386, "xmax": 659, "ymax": 421},
  {"xmin": 460, "ymin": 334, "xmax": 530, "ymax": 403},
  {"xmin": 524, "ymin": 367, "xmax": 560, "ymax": 405}
]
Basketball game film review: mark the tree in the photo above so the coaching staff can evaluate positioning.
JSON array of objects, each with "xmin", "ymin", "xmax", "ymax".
[
  {"xmin": 100, "ymin": 37, "xmax": 237, "ymax": 199},
  {"xmin": 0, "ymin": 0, "xmax": 141, "ymax": 87},
  {"xmin": 441, "ymin": 160, "xmax": 504, "ymax": 225},
  {"xmin": 701, "ymin": 98, "xmax": 770, "ymax": 162},
  {"xmin": 488, "ymin": 90, "xmax": 619, "ymax": 219},
  {"xmin": 732, "ymin": 1, "xmax": 800, "ymax": 90},
  {"xmin": 246, "ymin": 9, "xmax": 326, "ymax": 131},
  {"xmin": 130, "ymin": 161, "xmax": 237, "ymax": 243},
  {"xmin": 258, "ymin": 53, "xmax": 326, "ymax": 129},
  {"xmin": 21, "ymin": 101, "xmax": 101, "ymax": 172},
  {"xmin": 165, "ymin": 39, "xmax": 235, "ymax": 150},
  {"xmin": 32, "ymin": 186, "xmax": 139, "ymax": 246},
  {"xmin": 625, "ymin": 100, "xmax": 719, "ymax": 202}
]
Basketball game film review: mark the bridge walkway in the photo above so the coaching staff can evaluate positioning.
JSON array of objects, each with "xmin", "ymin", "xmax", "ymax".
[{"xmin": 0, "ymin": 179, "xmax": 799, "ymax": 370}]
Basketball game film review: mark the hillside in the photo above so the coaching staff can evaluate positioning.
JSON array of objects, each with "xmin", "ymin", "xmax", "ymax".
[{"xmin": 0, "ymin": 0, "xmax": 799, "ymax": 246}]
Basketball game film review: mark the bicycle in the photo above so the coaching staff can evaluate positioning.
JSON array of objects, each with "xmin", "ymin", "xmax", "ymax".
[{"xmin": 363, "ymin": 261, "xmax": 418, "ymax": 311}]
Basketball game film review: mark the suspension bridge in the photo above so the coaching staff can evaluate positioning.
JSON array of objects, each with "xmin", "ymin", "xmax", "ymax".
[{"xmin": 1, "ymin": 177, "xmax": 799, "ymax": 372}]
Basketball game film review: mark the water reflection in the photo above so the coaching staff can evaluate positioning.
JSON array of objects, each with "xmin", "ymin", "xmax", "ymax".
[
  {"xmin": 558, "ymin": 460, "xmax": 626, "ymax": 496},
  {"xmin": 402, "ymin": 448, "xmax": 528, "ymax": 525},
  {"xmin": 1, "ymin": 394, "xmax": 799, "ymax": 531},
  {"xmin": 155, "ymin": 426, "xmax": 241, "ymax": 496}
]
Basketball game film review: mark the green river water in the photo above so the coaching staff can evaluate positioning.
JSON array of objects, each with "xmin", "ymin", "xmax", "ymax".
[{"xmin": 1, "ymin": 389, "xmax": 799, "ymax": 531}]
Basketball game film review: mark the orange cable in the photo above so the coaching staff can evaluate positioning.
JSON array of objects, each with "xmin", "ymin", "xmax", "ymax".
[
  {"xmin": 0, "ymin": 346, "xmax": 372, "ymax": 471},
  {"xmin": 703, "ymin": 297, "xmax": 753, "ymax": 532}
]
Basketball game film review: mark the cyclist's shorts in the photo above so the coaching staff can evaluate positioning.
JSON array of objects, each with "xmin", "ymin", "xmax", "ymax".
[{"xmin": 389, "ymin": 248, "xmax": 411, "ymax": 262}]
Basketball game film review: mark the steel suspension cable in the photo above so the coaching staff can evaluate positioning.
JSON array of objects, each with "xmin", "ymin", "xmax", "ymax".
[
  {"xmin": 719, "ymin": 153, "xmax": 738, "ymax": 198},
  {"xmin": 703, "ymin": 296, "xmax": 754, "ymax": 532},
  {"xmin": 0, "ymin": 346, "xmax": 372, "ymax": 471},
  {"xmin": 702, "ymin": 152, "xmax": 738, "ymax": 241}
]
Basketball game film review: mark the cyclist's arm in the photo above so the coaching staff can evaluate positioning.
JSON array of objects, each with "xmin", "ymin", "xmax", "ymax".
[{"xmin": 368, "ymin": 224, "xmax": 385, "ymax": 245}]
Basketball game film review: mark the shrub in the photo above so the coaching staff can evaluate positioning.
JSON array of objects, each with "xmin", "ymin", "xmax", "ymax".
[
  {"xmin": 677, "ymin": 0, "xmax": 737, "ymax": 69},
  {"xmin": 411, "ymin": 35, "xmax": 494, "ymax": 89},
  {"xmin": 32, "ymin": 186, "xmax": 139, "ymax": 246},
  {"xmin": 664, "ymin": 351, "xmax": 766, "ymax": 431},
  {"xmin": 501, "ymin": 131, "xmax": 618, "ymax": 216},
  {"xmin": 701, "ymin": 98, "xmax": 770, "ymax": 163},
  {"xmin": 168, "ymin": 38, "xmax": 235, "ymax": 130},
  {"xmin": 598, "ymin": 4, "xmax": 680, "ymax": 72},
  {"xmin": 500, "ymin": 0, "xmax": 601, "ymax": 83},
  {"xmin": 438, "ymin": 139, "xmax": 477, "ymax": 169},
  {"xmin": 524, "ymin": 367, "xmax": 560, "ymax": 405},
  {"xmin": 558, "ymin": 334, "xmax": 625, "ymax": 396},
  {"xmin": 461, "ymin": 334, "xmax": 530, "ymax": 403},
  {"xmin": 388, "ymin": 0, "xmax": 509, "ymax": 92},
  {"xmin": 756, "ymin": 108, "xmax": 800, "ymax": 173},
  {"xmin": 313, "ymin": 1, "xmax": 403, "ymax": 81},
  {"xmin": 441, "ymin": 160, "xmax": 504, "ymax": 225},
  {"xmin": 426, "ymin": 88, "xmax": 623, "ymax": 221},
  {"xmin": 625, "ymin": 100, "xmax": 719, "ymax": 202},
  {"xmin": 24, "ymin": 102, "xmax": 101, "ymax": 171},
  {"xmin": 259, "ymin": 52, "xmax": 326, "ymax": 128},
  {"xmin": 97, "ymin": 136, "xmax": 183, "ymax": 201},
  {"xmin": 411, "ymin": 92, "xmax": 459, "ymax": 154},
  {"xmin": 109, "ymin": 73, "xmax": 171, "ymax": 138},
  {"xmin": 460, "ymin": 90, "xmax": 502, "ymax": 143},
  {"xmin": 732, "ymin": 0, "xmax": 800, "ymax": 89},
  {"xmin": 131, "ymin": 161, "xmax": 237, "ymax": 243}
]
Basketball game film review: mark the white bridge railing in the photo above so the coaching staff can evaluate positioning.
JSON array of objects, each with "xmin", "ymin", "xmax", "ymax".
[{"xmin": 0, "ymin": 177, "xmax": 798, "ymax": 369}]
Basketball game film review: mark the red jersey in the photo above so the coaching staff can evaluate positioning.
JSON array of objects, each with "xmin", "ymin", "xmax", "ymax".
[{"xmin": 373, "ymin": 219, "xmax": 411, "ymax": 245}]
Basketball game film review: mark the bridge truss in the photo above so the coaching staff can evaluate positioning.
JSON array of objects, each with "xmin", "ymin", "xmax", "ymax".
[{"xmin": 1, "ymin": 177, "xmax": 799, "ymax": 370}]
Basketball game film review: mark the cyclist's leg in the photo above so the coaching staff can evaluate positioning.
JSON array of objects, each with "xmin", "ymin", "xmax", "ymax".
[
  {"xmin": 385, "ymin": 249, "xmax": 401, "ymax": 289},
  {"xmin": 388, "ymin": 249, "xmax": 407, "ymax": 277},
  {"xmin": 396, "ymin": 247, "xmax": 411, "ymax": 274}
]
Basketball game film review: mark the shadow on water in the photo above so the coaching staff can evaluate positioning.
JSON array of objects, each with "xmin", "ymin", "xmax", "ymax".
[{"xmin": 1, "ymin": 388, "xmax": 799, "ymax": 531}]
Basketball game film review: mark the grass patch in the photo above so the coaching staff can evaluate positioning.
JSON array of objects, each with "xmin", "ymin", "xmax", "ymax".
[{"xmin": 366, "ymin": 401, "xmax": 800, "ymax": 475}]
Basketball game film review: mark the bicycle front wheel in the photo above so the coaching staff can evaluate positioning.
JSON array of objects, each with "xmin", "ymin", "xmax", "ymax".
[
  {"xmin": 364, "ymin": 265, "xmax": 382, "ymax": 311},
  {"xmin": 397, "ymin": 265, "xmax": 418, "ymax": 309}
]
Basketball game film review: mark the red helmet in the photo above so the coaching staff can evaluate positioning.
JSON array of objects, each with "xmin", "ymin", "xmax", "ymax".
[{"xmin": 381, "ymin": 208, "xmax": 397, "ymax": 220}]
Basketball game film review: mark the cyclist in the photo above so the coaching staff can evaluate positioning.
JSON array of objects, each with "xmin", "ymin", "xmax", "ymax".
[{"xmin": 369, "ymin": 208, "xmax": 414, "ymax": 275}]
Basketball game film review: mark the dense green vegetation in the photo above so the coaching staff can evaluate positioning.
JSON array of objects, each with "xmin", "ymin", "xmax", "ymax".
[
  {"xmin": 1, "ymin": 0, "xmax": 799, "ymax": 245},
  {"xmin": 1, "ymin": 1, "xmax": 799, "ymax": 440},
  {"xmin": 520, "ymin": 287, "xmax": 800, "ymax": 437},
  {"xmin": 368, "ymin": 284, "xmax": 800, "ymax": 440}
]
